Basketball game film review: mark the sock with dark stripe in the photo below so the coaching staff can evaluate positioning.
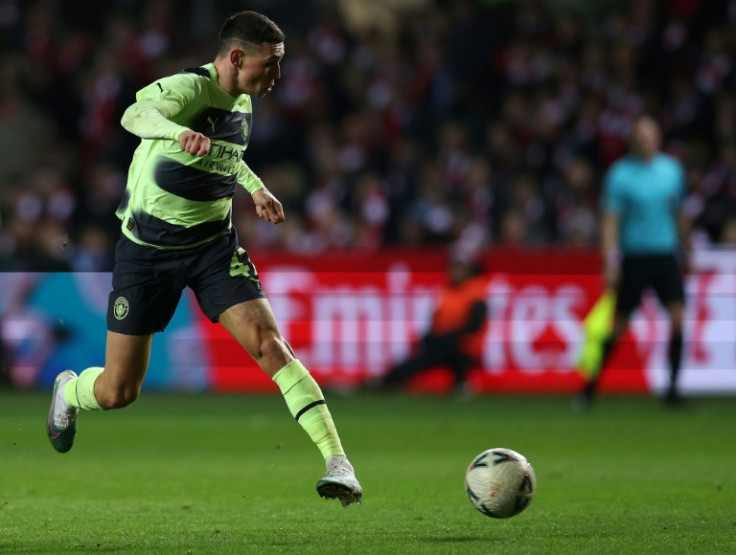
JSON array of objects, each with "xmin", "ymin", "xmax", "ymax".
[{"xmin": 272, "ymin": 359, "xmax": 345, "ymax": 460}]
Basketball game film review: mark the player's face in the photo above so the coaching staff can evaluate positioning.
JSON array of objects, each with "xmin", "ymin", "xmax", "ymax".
[
  {"xmin": 238, "ymin": 42, "xmax": 284, "ymax": 97},
  {"xmin": 449, "ymin": 261, "xmax": 473, "ymax": 286},
  {"xmin": 631, "ymin": 118, "xmax": 661, "ymax": 160}
]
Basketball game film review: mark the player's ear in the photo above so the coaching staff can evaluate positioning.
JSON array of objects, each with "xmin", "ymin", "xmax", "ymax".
[{"xmin": 229, "ymin": 48, "xmax": 243, "ymax": 68}]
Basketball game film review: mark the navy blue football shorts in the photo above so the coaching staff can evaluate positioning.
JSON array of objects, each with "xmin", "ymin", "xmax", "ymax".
[
  {"xmin": 107, "ymin": 230, "xmax": 265, "ymax": 335},
  {"xmin": 616, "ymin": 253, "xmax": 685, "ymax": 317}
]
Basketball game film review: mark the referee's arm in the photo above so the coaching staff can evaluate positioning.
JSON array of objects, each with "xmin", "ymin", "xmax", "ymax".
[
  {"xmin": 677, "ymin": 210, "xmax": 692, "ymax": 274},
  {"xmin": 600, "ymin": 211, "xmax": 621, "ymax": 288},
  {"xmin": 675, "ymin": 160, "xmax": 691, "ymax": 273}
]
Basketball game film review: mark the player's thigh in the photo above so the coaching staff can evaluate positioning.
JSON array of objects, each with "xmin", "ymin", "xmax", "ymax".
[
  {"xmin": 188, "ymin": 232, "xmax": 266, "ymax": 324},
  {"xmin": 652, "ymin": 255, "xmax": 685, "ymax": 314},
  {"xmin": 616, "ymin": 256, "xmax": 649, "ymax": 317},
  {"xmin": 109, "ymin": 236, "xmax": 187, "ymax": 334},
  {"xmin": 220, "ymin": 295, "xmax": 280, "ymax": 326},
  {"xmin": 218, "ymin": 298, "xmax": 294, "ymax": 372}
]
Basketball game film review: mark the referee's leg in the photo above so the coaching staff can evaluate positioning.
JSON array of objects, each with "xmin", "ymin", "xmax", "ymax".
[{"xmin": 664, "ymin": 300, "xmax": 685, "ymax": 403}]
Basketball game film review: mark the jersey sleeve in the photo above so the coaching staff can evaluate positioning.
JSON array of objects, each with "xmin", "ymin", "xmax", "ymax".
[
  {"xmin": 601, "ymin": 164, "xmax": 625, "ymax": 215},
  {"xmin": 120, "ymin": 73, "xmax": 201, "ymax": 140},
  {"xmin": 237, "ymin": 160, "xmax": 265, "ymax": 195}
]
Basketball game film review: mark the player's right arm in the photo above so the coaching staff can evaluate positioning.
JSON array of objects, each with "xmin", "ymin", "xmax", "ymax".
[
  {"xmin": 672, "ymin": 159, "xmax": 692, "ymax": 274},
  {"xmin": 120, "ymin": 75, "xmax": 209, "ymax": 156},
  {"xmin": 178, "ymin": 130, "xmax": 210, "ymax": 156},
  {"xmin": 600, "ymin": 212, "xmax": 621, "ymax": 288},
  {"xmin": 600, "ymin": 165, "xmax": 624, "ymax": 288}
]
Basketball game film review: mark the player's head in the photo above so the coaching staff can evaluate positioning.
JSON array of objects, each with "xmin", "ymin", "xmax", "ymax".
[
  {"xmin": 630, "ymin": 115, "xmax": 661, "ymax": 160},
  {"xmin": 216, "ymin": 11, "xmax": 285, "ymax": 97},
  {"xmin": 218, "ymin": 11, "xmax": 285, "ymax": 55},
  {"xmin": 447, "ymin": 255, "xmax": 484, "ymax": 286}
]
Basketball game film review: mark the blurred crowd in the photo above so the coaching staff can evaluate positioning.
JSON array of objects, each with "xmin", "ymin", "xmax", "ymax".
[{"xmin": 1, "ymin": 0, "xmax": 735, "ymax": 271}]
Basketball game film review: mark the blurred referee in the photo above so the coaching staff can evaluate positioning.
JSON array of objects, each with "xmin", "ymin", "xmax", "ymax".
[{"xmin": 575, "ymin": 115, "xmax": 690, "ymax": 409}]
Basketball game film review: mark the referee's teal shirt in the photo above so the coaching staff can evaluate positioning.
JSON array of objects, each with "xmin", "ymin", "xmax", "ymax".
[{"xmin": 601, "ymin": 153, "xmax": 685, "ymax": 254}]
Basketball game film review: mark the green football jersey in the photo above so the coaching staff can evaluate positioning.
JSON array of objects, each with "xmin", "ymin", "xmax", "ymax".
[{"xmin": 117, "ymin": 63, "xmax": 264, "ymax": 249}]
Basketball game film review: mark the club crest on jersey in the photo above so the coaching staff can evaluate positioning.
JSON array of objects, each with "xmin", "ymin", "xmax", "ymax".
[
  {"xmin": 241, "ymin": 116, "xmax": 250, "ymax": 143},
  {"xmin": 113, "ymin": 296, "xmax": 130, "ymax": 320}
]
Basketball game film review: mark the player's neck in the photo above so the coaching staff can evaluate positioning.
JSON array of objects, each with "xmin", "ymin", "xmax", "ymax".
[
  {"xmin": 213, "ymin": 57, "xmax": 240, "ymax": 98},
  {"xmin": 634, "ymin": 151, "xmax": 657, "ymax": 163}
]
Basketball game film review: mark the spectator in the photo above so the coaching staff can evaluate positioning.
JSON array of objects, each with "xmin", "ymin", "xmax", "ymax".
[{"xmin": 0, "ymin": 0, "xmax": 735, "ymax": 269}]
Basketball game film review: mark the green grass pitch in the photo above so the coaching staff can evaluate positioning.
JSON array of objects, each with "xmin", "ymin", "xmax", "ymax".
[{"xmin": 1, "ymin": 391, "xmax": 735, "ymax": 553}]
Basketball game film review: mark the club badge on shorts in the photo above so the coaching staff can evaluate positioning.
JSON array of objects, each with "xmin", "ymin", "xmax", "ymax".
[{"xmin": 113, "ymin": 296, "xmax": 130, "ymax": 320}]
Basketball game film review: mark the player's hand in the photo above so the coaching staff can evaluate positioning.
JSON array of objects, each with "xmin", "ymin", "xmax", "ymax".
[
  {"xmin": 179, "ymin": 130, "xmax": 210, "ymax": 156},
  {"xmin": 252, "ymin": 188, "xmax": 285, "ymax": 224}
]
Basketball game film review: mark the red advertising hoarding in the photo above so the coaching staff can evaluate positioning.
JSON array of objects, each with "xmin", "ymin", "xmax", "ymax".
[{"xmin": 197, "ymin": 247, "xmax": 736, "ymax": 395}]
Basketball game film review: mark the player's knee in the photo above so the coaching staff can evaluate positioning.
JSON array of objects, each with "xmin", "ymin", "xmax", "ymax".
[{"xmin": 257, "ymin": 332, "xmax": 289, "ymax": 363}]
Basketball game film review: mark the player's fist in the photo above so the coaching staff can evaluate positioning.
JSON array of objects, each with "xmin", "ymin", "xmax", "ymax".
[
  {"xmin": 179, "ymin": 130, "xmax": 210, "ymax": 156},
  {"xmin": 252, "ymin": 188, "xmax": 285, "ymax": 224}
]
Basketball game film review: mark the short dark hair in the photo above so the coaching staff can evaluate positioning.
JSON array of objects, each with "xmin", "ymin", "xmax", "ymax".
[{"xmin": 218, "ymin": 11, "xmax": 285, "ymax": 55}]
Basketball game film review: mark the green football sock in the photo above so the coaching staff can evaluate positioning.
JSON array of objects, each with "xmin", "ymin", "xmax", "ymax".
[
  {"xmin": 64, "ymin": 367, "xmax": 104, "ymax": 411},
  {"xmin": 272, "ymin": 360, "xmax": 345, "ymax": 460}
]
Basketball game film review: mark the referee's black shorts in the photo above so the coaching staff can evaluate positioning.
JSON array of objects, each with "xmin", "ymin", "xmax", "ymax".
[
  {"xmin": 616, "ymin": 253, "xmax": 685, "ymax": 317},
  {"xmin": 107, "ymin": 229, "xmax": 265, "ymax": 335}
]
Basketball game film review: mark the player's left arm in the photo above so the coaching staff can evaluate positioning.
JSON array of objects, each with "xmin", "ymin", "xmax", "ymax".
[
  {"xmin": 600, "ymin": 166, "xmax": 623, "ymax": 288},
  {"xmin": 674, "ymin": 160, "xmax": 692, "ymax": 273},
  {"xmin": 252, "ymin": 188, "xmax": 285, "ymax": 224},
  {"xmin": 236, "ymin": 161, "xmax": 285, "ymax": 224},
  {"xmin": 677, "ymin": 211, "xmax": 692, "ymax": 274}
]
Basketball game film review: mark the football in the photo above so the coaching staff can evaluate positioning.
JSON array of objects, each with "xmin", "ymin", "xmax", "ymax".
[{"xmin": 465, "ymin": 447, "xmax": 536, "ymax": 518}]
